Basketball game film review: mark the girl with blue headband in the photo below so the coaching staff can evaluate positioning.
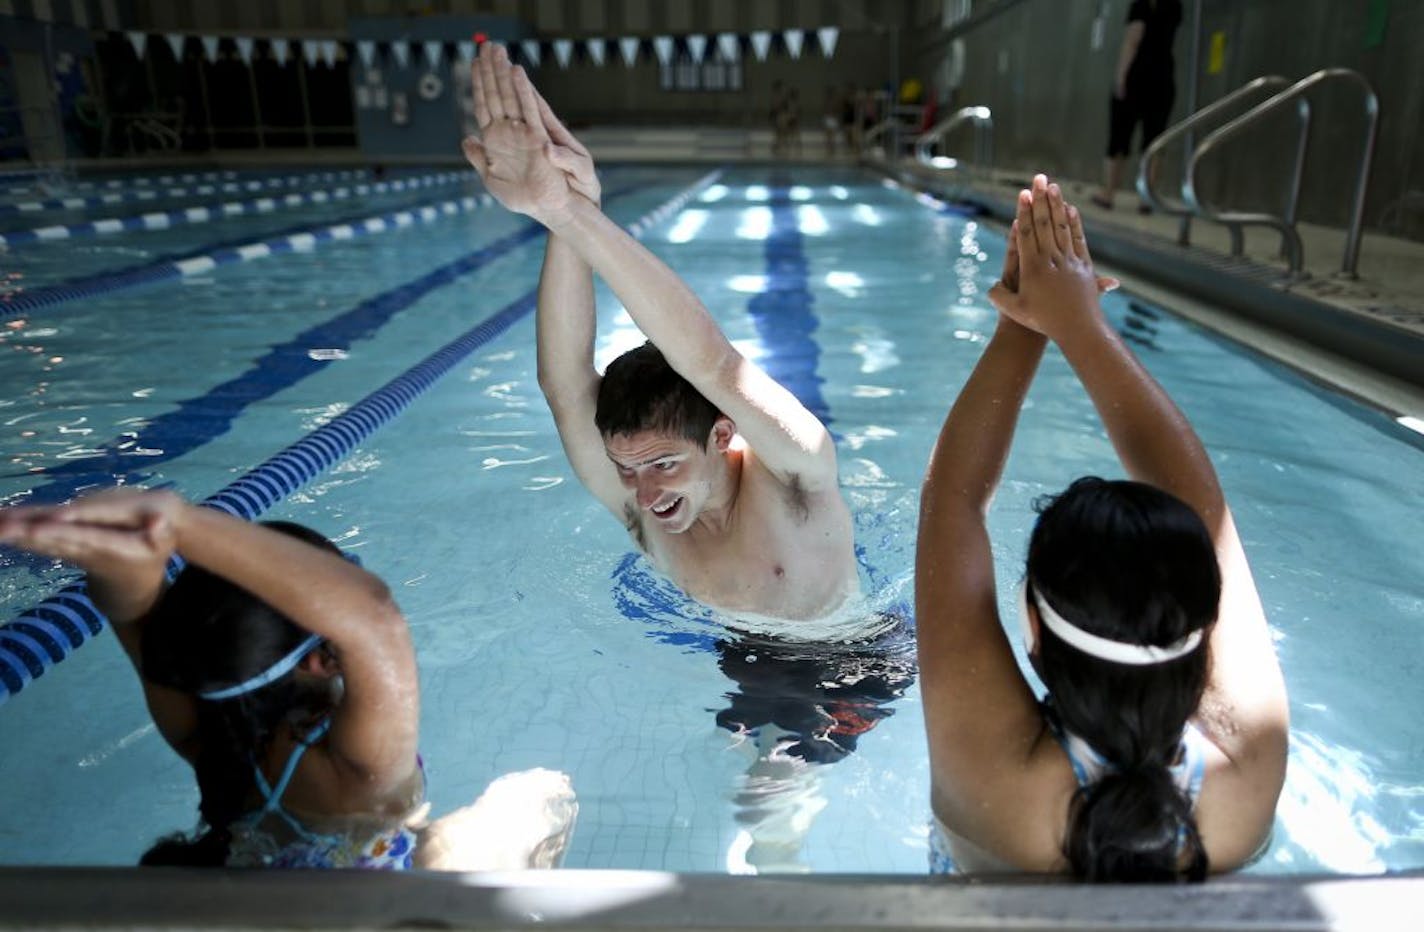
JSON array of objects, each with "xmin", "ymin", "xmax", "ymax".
[
  {"xmin": 0, "ymin": 488, "xmax": 575, "ymax": 869},
  {"xmin": 916, "ymin": 176, "xmax": 1288, "ymax": 881}
]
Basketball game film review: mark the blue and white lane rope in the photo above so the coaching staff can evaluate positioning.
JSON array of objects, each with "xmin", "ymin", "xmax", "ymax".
[
  {"xmin": 0, "ymin": 170, "xmax": 475, "ymax": 248},
  {"xmin": 0, "ymin": 168, "xmax": 371, "ymax": 215},
  {"xmin": 3, "ymin": 168, "xmax": 242, "ymax": 193},
  {"xmin": 0, "ymin": 170, "xmax": 721, "ymax": 707},
  {"xmin": 1, "ymin": 190, "xmax": 499, "ymax": 321}
]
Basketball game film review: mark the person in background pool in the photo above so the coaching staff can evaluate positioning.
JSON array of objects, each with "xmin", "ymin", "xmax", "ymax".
[
  {"xmin": 0, "ymin": 488, "xmax": 575, "ymax": 869},
  {"xmin": 461, "ymin": 43, "xmax": 858, "ymax": 622},
  {"xmin": 916, "ymin": 175, "xmax": 1288, "ymax": 880}
]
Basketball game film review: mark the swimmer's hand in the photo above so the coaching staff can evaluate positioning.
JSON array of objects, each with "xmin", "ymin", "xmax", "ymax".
[
  {"xmin": 989, "ymin": 174, "xmax": 1117, "ymax": 336},
  {"xmin": 532, "ymin": 84, "xmax": 600, "ymax": 207},
  {"xmin": 462, "ymin": 43, "xmax": 580, "ymax": 228},
  {"xmin": 0, "ymin": 488, "xmax": 181, "ymax": 623}
]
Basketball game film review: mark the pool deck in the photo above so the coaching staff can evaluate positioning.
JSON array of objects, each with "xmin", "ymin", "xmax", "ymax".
[{"xmin": 2, "ymin": 866, "xmax": 1422, "ymax": 931}]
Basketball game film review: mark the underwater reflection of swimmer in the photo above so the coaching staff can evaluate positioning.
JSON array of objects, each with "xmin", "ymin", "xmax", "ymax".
[{"xmin": 712, "ymin": 622, "xmax": 915, "ymax": 873}]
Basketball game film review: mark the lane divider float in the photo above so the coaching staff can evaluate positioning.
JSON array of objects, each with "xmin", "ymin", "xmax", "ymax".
[
  {"xmin": 0, "ymin": 170, "xmax": 476, "ymax": 248},
  {"xmin": 0, "ymin": 168, "xmax": 374, "ymax": 215}
]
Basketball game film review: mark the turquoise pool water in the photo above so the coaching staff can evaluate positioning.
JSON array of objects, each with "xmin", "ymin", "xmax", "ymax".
[{"xmin": 0, "ymin": 165, "xmax": 1420, "ymax": 873}]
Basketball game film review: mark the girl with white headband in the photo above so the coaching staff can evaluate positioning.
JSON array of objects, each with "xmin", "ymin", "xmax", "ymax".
[
  {"xmin": 916, "ymin": 175, "xmax": 1288, "ymax": 881},
  {"xmin": 0, "ymin": 488, "xmax": 575, "ymax": 869}
]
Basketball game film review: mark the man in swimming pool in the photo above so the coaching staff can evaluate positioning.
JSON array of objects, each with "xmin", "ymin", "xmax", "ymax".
[{"xmin": 462, "ymin": 44, "xmax": 857, "ymax": 620}]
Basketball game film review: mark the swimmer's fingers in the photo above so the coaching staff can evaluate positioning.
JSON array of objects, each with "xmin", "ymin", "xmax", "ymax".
[
  {"xmin": 535, "ymin": 90, "xmax": 589, "ymax": 158},
  {"xmin": 1096, "ymin": 275, "xmax": 1120, "ymax": 294},
  {"xmin": 470, "ymin": 56, "xmax": 493, "ymax": 127},
  {"xmin": 475, "ymin": 44, "xmax": 504, "ymax": 122},
  {"xmin": 1015, "ymin": 188, "xmax": 1039, "ymax": 263},
  {"xmin": 1029, "ymin": 174, "xmax": 1059, "ymax": 260},
  {"xmin": 491, "ymin": 44, "xmax": 523, "ymax": 126},
  {"xmin": 1000, "ymin": 219, "xmax": 1021, "ymax": 292},
  {"xmin": 0, "ymin": 516, "xmax": 156, "ymax": 567},
  {"xmin": 1067, "ymin": 203, "xmax": 1092, "ymax": 263},
  {"xmin": 1047, "ymin": 182, "xmax": 1072, "ymax": 255},
  {"xmin": 511, "ymin": 66, "xmax": 549, "ymax": 143}
]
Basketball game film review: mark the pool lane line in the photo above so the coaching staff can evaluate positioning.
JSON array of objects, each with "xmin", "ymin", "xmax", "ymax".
[
  {"xmin": 0, "ymin": 171, "xmax": 476, "ymax": 248},
  {"xmin": 16, "ymin": 180, "xmax": 648, "ymax": 507},
  {"xmin": 2, "ymin": 168, "xmax": 241, "ymax": 194},
  {"xmin": 0, "ymin": 169, "xmax": 362, "ymax": 213},
  {"xmin": 745, "ymin": 176, "xmax": 832, "ymax": 425},
  {"xmin": 0, "ymin": 187, "xmax": 497, "ymax": 321},
  {"xmin": 0, "ymin": 170, "xmax": 722, "ymax": 707}
]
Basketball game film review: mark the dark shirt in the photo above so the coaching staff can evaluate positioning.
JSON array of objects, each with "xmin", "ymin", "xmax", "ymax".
[{"xmin": 1126, "ymin": 0, "xmax": 1182, "ymax": 90}]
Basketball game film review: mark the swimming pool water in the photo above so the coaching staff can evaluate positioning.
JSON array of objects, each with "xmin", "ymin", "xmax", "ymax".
[{"xmin": 0, "ymin": 165, "xmax": 1421, "ymax": 874}]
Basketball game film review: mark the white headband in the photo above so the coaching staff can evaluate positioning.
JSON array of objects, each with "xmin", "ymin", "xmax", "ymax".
[{"xmin": 1021, "ymin": 581, "xmax": 1203, "ymax": 666}]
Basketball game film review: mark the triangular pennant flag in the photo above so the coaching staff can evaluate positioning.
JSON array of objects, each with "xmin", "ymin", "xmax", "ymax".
[
  {"xmin": 817, "ymin": 26, "xmax": 839, "ymax": 58},
  {"xmin": 390, "ymin": 40, "xmax": 410, "ymax": 69},
  {"xmin": 235, "ymin": 37, "xmax": 255, "ymax": 65},
  {"xmin": 652, "ymin": 36, "xmax": 674, "ymax": 66},
  {"xmin": 201, "ymin": 36, "xmax": 220, "ymax": 62},
  {"xmin": 586, "ymin": 38, "xmax": 605, "ymax": 67},
  {"xmin": 783, "ymin": 29, "xmax": 804, "ymax": 60},
  {"xmin": 553, "ymin": 39, "xmax": 573, "ymax": 68},
  {"xmin": 618, "ymin": 37, "xmax": 640, "ymax": 66},
  {"xmin": 686, "ymin": 34, "xmax": 707, "ymax": 64},
  {"xmin": 521, "ymin": 39, "xmax": 541, "ymax": 68},
  {"xmin": 302, "ymin": 39, "xmax": 321, "ymax": 68},
  {"xmin": 321, "ymin": 40, "xmax": 338, "ymax": 68},
  {"xmin": 164, "ymin": 33, "xmax": 184, "ymax": 60},
  {"xmin": 356, "ymin": 39, "xmax": 377, "ymax": 69},
  {"xmin": 270, "ymin": 38, "xmax": 290, "ymax": 65},
  {"xmin": 458, "ymin": 40, "xmax": 476, "ymax": 64},
  {"xmin": 423, "ymin": 40, "xmax": 443, "ymax": 69},
  {"xmin": 127, "ymin": 31, "xmax": 148, "ymax": 59},
  {"xmin": 717, "ymin": 33, "xmax": 739, "ymax": 63},
  {"xmin": 749, "ymin": 31, "xmax": 772, "ymax": 62}
]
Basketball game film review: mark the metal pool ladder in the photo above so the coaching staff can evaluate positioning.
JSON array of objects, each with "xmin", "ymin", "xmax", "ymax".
[
  {"xmin": 914, "ymin": 105, "xmax": 994, "ymax": 179},
  {"xmin": 1138, "ymin": 68, "xmax": 1379, "ymax": 279}
]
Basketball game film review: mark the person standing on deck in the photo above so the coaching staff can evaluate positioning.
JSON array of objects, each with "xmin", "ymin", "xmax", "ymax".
[
  {"xmin": 461, "ymin": 44, "xmax": 858, "ymax": 622},
  {"xmin": 1092, "ymin": 0, "xmax": 1183, "ymax": 212}
]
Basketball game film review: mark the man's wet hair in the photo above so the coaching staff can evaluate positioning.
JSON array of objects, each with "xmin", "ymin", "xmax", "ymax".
[{"xmin": 595, "ymin": 342, "xmax": 722, "ymax": 448}]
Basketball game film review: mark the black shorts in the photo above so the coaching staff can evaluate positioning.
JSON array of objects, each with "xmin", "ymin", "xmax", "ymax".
[{"xmin": 1107, "ymin": 88, "xmax": 1174, "ymax": 157}]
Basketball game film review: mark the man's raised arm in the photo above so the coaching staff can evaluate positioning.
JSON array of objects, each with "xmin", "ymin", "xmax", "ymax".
[{"xmin": 464, "ymin": 44, "xmax": 837, "ymax": 493}]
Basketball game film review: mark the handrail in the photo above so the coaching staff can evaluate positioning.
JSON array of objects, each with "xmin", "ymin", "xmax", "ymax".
[
  {"xmin": 1186, "ymin": 67, "xmax": 1379, "ymax": 278},
  {"xmin": 1137, "ymin": 75, "xmax": 1299, "ymax": 253},
  {"xmin": 914, "ymin": 105, "xmax": 993, "ymax": 173},
  {"xmin": 861, "ymin": 102, "xmax": 923, "ymax": 157}
]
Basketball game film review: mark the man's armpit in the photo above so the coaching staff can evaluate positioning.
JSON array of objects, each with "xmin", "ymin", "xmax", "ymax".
[{"xmin": 780, "ymin": 474, "xmax": 812, "ymax": 524}]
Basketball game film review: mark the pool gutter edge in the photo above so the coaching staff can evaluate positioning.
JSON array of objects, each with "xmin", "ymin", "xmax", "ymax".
[
  {"xmin": 871, "ymin": 161, "xmax": 1424, "ymax": 414},
  {"xmin": 1, "ymin": 866, "xmax": 1420, "ymax": 930}
]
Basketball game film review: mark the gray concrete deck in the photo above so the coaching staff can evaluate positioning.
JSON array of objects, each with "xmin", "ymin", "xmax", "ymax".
[{"xmin": 2, "ymin": 866, "xmax": 1422, "ymax": 931}]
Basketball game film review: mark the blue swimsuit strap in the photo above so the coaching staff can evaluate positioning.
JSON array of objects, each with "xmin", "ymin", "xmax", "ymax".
[
  {"xmin": 250, "ymin": 718, "xmax": 333, "ymax": 842},
  {"xmin": 1042, "ymin": 700, "xmax": 1206, "ymax": 804}
]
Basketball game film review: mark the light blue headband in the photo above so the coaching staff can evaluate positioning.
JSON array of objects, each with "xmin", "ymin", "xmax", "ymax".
[{"xmin": 197, "ymin": 633, "xmax": 325, "ymax": 701}]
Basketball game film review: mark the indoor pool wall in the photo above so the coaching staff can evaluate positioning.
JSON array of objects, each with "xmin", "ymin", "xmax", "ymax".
[{"xmin": 0, "ymin": 165, "xmax": 1421, "ymax": 877}]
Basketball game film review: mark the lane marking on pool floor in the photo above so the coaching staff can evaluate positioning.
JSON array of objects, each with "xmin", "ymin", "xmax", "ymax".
[
  {"xmin": 0, "ymin": 170, "xmax": 476, "ymax": 248},
  {"xmin": 0, "ymin": 186, "xmax": 504, "ymax": 320},
  {"xmin": 0, "ymin": 169, "xmax": 722, "ymax": 706},
  {"xmin": 0, "ymin": 168, "xmax": 368, "ymax": 211}
]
